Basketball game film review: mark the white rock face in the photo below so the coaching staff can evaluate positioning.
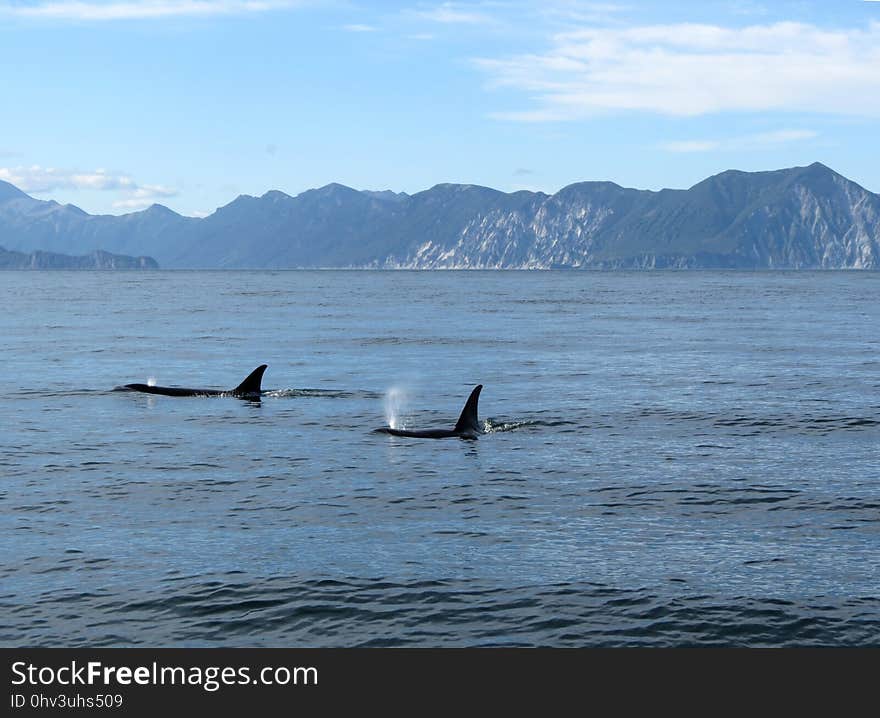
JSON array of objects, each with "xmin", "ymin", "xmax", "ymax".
[{"xmin": 379, "ymin": 166, "xmax": 880, "ymax": 269}]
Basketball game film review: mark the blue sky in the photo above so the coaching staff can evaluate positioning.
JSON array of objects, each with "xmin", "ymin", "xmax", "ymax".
[{"xmin": 1, "ymin": 0, "xmax": 879, "ymax": 216}]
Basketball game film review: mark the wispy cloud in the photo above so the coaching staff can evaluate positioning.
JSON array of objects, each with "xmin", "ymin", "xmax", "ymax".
[
  {"xmin": 414, "ymin": 2, "xmax": 493, "ymax": 25},
  {"xmin": 539, "ymin": 1, "xmax": 629, "ymax": 24},
  {"xmin": 728, "ymin": 1, "xmax": 769, "ymax": 16},
  {"xmin": 0, "ymin": 165, "xmax": 177, "ymax": 209},
  {"xmin": 660, "ymin": 129, "xmax": 819, "ymax": 153},
  {"xmin": 1, "ymin": 165, "xmax": 134, "ymax": 192},
  {"xmin": 343, "ymin": 23, "xmax": 376, "ymax": 32},
  {"xmin": 111, "ymin": 184, "xmax": 178, "ymax": 209},
  {"xmin": 476, "ymin": 21, "xmax": 880, "ymax": 119},
  {"xmin": 0, "ymin": 0, "xmax": 308, "ymax": 22},
  {"xmin": 660, "ymin": 140, "xmax": 720, "ymax": 153}
]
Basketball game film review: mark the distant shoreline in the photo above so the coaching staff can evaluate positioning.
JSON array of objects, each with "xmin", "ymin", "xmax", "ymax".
[
  {"xmin": 3, "ymin": 266, "xmax": 876, "ymax": 272},
  {"xmin": 0, "ymin": 246, "xmax": 157, "ymax": 270}
]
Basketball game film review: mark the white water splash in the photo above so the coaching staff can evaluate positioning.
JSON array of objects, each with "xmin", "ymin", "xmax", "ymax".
[
  {"xmin": 147, "ymin": 376, "xmax": 157, "ymax": 387},
  {"xmin": 384, "ymin": 386, "xmax": 410, "ymax": 430},
  {"xmin": 482, "ymin": 419, "xmax": 531, "ymax": 433}
]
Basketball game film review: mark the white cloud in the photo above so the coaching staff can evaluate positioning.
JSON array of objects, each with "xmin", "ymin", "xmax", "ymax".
[
  {"xmin": 728, "ymin": 1, "xmax": 769, "ymax": 16},
  {"xmin": 660, "ymin": 129, "xmax": 819, "ymax": 153},
  {"xmin": 661, "ymin": 140, "xmax": 721, "ymax": 153},
  {"xmin": 0, "ymin": 165, "xmax": 131, "ymax": 192},
  {"xmin": 415, "ymin": 2, "xmax": 493, "ymax": 25},
  {"xmin": 476, "ymin": 21, "xmax": 880, "ymax": 119},
  {"xmin": 0, "ymin": 0, "xmax": 308, "ymax": 21},
  {"xmin": 111, "ymin": 198, "xmax": 158, "ymax": 209},
  {"xmin": 538, "ymin": 2, "xmax": 629, "ymax": 24},
  {"xmin": 343, "ymin": 23, "xmax": 376, "ymax": 32},
  {"xmin": 126, "ymin": 184, "xmax": 178, "ymax": 197},
  {"xmin": 111, "ymin": 183, "xmax": 179, "ymax": 209},
  {"xmin": 0, "ymin": 165, "xmax": 178, "ymax": 210}
]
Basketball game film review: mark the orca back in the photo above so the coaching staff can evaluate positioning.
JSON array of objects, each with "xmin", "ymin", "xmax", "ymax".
[{"xmin": 453, "ymin": 384, "xmax": 482, "ymax": 435}]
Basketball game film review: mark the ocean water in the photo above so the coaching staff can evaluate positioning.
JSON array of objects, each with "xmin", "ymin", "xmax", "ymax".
[{"xmin": 1, "ymin": 270, "xmax": 878, "ymax": 647}]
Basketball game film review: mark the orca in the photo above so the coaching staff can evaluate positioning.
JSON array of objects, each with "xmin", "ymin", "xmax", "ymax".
[
  {"xmin": 114, "ymin": 365, "xmax": 267, "ymax": 399},
  {"xmin": 375, "ymin": 385, "xmax": 483, "ymax": 440}
]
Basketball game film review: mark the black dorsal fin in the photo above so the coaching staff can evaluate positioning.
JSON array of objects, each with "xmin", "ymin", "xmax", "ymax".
[
  {"xmin": 453, "ymin": 385, "xmax": 482, "ymax": 434},
  {"xmin": 232, "ymin": 365, "xmax": 267, "ymax": 396}
]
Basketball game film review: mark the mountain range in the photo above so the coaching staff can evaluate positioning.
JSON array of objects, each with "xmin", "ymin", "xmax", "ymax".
[{"xmin": 1, "ymin": 162, "xmax": 878, "ymax": 269}]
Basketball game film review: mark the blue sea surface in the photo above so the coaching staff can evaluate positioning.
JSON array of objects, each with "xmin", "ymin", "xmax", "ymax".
[{"xmin": 1, "ymin": 270, "xmax": 878, "ymax": 646}]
